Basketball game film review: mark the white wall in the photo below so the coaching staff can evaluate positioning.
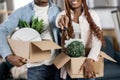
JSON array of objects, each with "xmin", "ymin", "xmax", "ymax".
[
  {"xmin": 94, "ymin": 8, "xmax": 116, "ymax": 29},
  {"xmin": 56, "ymin": 0, "xmax": 64, "ymax": 10}
]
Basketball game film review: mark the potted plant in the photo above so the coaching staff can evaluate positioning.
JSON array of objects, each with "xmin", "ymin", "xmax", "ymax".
[
  {"xmin": 18, "ymin": 16, "xmax": 44, "ymax": 34},
  {"xmin": 64, "ymin": 39, "xmax": 85, "ymax": 75},
  {"xmin": 65, "ymin": 39, "xmax": 85, "ymax": 57}
]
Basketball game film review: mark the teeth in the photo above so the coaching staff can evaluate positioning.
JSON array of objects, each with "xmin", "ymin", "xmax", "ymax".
[{"xmin": 72, "ymin": 1, "xmax": 78, "ymax": 4}]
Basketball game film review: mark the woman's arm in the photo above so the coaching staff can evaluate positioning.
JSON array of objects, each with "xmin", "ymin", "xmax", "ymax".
[{"xmin": 87, "ymin": 10, "xmax": 102, "ymax": 61}]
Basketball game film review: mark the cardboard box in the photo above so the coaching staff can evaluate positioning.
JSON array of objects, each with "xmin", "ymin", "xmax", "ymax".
[
  {"xmin": 8, "ymin": 39, "xmax": 61, "ymax": 63},
  {"xmin": 53, "ymin": 51, "xmax": 116, "ymax": 78}
]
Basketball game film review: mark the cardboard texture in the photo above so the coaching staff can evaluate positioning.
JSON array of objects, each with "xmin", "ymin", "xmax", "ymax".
[
  {"xmin": 8, "ymin": 39, "xmax": 61, "ymax": 63},
  {"xmin": 53, "ymin": 52, "xmax": 70, "ymax": 69},
  {"xmin": 100, "ymin": 51, "xmax": 117, "ymax": 62},
  {"xmin": 53, "ymin": 51, "xmax": 116, "ymax": 78},
  {"xmin": 66, "ymin": 57, "xmax": 104, "ymax": 78}
]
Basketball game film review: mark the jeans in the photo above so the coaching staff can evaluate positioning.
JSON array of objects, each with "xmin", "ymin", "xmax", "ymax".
[
  {"xmin": 78, "ymin": 78, "xmax": 95, "ymax": 80},
  {"xmin": 28, "ymin": 64, "xmax": 62, "ymax": 80},
  {"xmin": 66, "ymin": 74, "xmax": 95, "ymax": 80}
]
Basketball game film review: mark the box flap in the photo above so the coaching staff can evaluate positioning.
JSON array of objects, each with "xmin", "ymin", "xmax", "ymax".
[
  {"xmin": 31, "ymin": 41, "xmax": 61, "ymax": 51},
  {"xmin": 29, "ymin": 43, "xmax": 51, "ymax": 62},
  {"xmin": 53, "ymin": 52, "xmax": 70, "ymax": 69},
  {"xmin": 66, "ymin": 57, "xmax": 86, "ymax": 74},
  {"xmin": 29, "ymin": 51, "xmax": 51, "ymax": 63},
  {"xmin": 8, "ymin": 39, "xmax": 30, "ymax": 59},
  {"xmin": 100, "ymin": 51, "xmax": 117, "ymax": 62}
]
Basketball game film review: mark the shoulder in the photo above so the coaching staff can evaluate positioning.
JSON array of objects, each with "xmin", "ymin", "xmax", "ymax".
[
  {"xmin": 11, "ymin": 2, "xmax": 33, "ymax": 16},
  {"xmin": 88, "ymin": 9, "xmax": 100, "ymax": 21},
  {"xmin": 20, "ymin": 2, "xmax": 33, "ymax": 11},
  {"xmin": 17, "ymin": 2, "xmax": 33, "ymax": 11},
  {"xmin": 89, "ymin": 10, "xmax": 99, "ymax": 18},
  {"xmin": 88, "ymin": 9, "xmax": 101, "ymax": 27}
]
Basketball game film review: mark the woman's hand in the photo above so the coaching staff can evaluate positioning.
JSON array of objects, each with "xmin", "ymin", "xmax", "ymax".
[
  {"xmin": 6, "ymin": 54, "xmax": 27, "ymax": 67},
  {"xmin": 80, "ymin": 58, "xmax": 96, "ymax": 78},
  {"xmin": 58, "ymin": 15, "xmax": 69, "ymax": 30}
]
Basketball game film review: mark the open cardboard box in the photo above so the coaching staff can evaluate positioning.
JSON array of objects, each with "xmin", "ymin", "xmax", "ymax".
[
  {"xmin": 8, "ymin": 39, "xmax": 61, "ymax": 63},
  {"xmin": 53, "ymin": 51, "xmax": 116, "ymax": 78}
]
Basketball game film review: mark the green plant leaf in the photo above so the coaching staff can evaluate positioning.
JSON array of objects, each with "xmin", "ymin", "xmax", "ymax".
[
  {"xmin": 66, "ymin": 41, "xmax": 85, "ymax": 57},
  {"xmin": 19, "ymin": 17, "xmax": 44, "ymax": 34}
]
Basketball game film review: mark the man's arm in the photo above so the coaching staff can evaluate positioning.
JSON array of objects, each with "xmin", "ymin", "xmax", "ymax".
[
  {"xmin": 0, "ymin": 8, "xmax": 28, "ymax": 67},
  {"xmin": 0, "ymin": 9, "xmax": 22, "ymax": 59}
]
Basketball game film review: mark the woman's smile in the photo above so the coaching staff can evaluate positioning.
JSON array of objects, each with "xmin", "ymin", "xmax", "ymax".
[
  {"xmin": 71, "ymin": 0, "xmax": 78, "ymax": 5},
  {"xmin": 68, "ymin": 0, "xmax": 82, "ymax": 9}
]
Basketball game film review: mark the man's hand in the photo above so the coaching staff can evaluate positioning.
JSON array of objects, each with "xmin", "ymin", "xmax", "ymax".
[
  {"xmin": 6, "ymin": 54, "xmax": 27, "ymax": 67},
  {"xmin": 80, "ymin": 58, "xmax": 96, "ymax": 78}
]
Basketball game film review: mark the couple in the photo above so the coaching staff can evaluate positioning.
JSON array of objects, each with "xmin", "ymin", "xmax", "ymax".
[{"xmin": 0, "ymin": 0, "xmax": 104, "ymax": 80}]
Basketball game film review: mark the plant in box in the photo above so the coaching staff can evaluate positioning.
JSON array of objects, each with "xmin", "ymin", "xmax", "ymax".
[
  {"xmin": 63, "ymin": 39, "xmax": 86, "ymax": 75},
  {"xmin": 18, "ymin": 16, "xmax": 44, "ymax": 34},
  {"xmin": 65, "ymin": 39, "xmax": 85, "ymax": 57}
]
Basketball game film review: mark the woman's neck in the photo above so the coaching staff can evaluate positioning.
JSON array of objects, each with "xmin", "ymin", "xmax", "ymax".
[{"xmin": 72, "ymin": 8, "xmax": 82, "ymax": 23}]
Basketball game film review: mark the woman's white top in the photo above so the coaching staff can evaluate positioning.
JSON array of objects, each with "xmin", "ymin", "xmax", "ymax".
[
  {"xmin": 72, "ymin": 21, "xmax": 81, "ymax": 39},
  {"xmin": 56, "ymin": 10, "xmax": 102, "ymax": 61}
]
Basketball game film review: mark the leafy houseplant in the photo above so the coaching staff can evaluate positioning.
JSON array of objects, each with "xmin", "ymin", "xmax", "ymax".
[
  {"xmin": 19, "ymin": 17, "xmax": 44, "ymax": 34},
  {"xmin": 66, "ymin": 41, "xmax": 85, "ymax": 57}
]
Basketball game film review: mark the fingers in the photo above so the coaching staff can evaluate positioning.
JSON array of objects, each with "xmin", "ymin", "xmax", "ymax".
[
  {"xmin": 11, "ymin": 57, "xmax": 23, "ymax": 67},
  {"xmin": 93, "ymin": 71, "xmax": 96, "ymax": 77},
  {"xmin": 18, "ymin": 57, "xmax": 27, "ymax": 65},
  {"xmin": 85, "ymin": 71, "xmax": 95, "ymax": 78},
  {"xmin": 21, "ymin": 58, "xmax": 27, "ymax": 64},
  {"xmin": 58, "ymin": 15, "xmax": 69, "ymax": 30},
  {"xmin": 16, "ymin": 60, "xmax": 24, "ymax": 67},
  {"xmin": 12, "ymin": 56, "xmax": 25, "ymax": 67},
  {"xmin": 7, "ymin": 55, "xmax": 27, "ymax": 67},
  {"xmin": 84, "ymin": 68, "xmax": 96, "ymax": 78},
  {"xmin": 58, "ymin": 21, "xmax": 64, "ymax": 29},
  {"xmin": 61, "ymin": 15, "xmax": 66, "ymax": 27},
  {"xmin": 79, "ymin": 63, "xmax": 84, "ymax": 73},
  {"xmin": 64, "ymin": 15, "xmax": 69, "ymax": 27},
  {"xmin": 81, "ymin": 59, "xmax": 96, "ymax": 78}
]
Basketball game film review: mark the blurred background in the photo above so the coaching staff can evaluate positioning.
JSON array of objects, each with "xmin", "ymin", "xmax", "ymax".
[
  {"xmin": 0, "ymin": 0, "xmax": 120, "ymax": 80},
  {"xmin": 0, "ymin": 0, "xmax": 120, "ymax": 28},
  {"xmin": 0, "ymin": 0, "xmax": 120, "ymax": 59}
]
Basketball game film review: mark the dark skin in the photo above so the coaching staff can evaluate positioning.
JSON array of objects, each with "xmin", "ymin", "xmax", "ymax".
[
  {"xmin": 6, "ymin": 0, "xmax": 49, "ymax": 67},
  {"xmin": 34, "ymin": 0, "xmax": 49, "ymax": 7},
  {"xmin": 58, "ymin": 0, "xmax": 95, "ymax": 78}
]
